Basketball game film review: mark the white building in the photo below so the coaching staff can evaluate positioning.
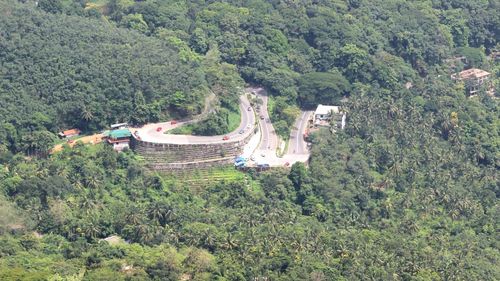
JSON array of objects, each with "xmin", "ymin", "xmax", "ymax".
[
  {"xmin": 314, "ymin": 104, "xmax": 345, "ymax": 129},
  {"xmin": 110, "ymin": 122, "xmax": 128, "ymax": 130}
]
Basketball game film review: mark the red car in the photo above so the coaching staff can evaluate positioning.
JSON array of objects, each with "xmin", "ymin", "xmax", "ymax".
[
  {"xmin": 170, "ymin": 120, "xmax": 177, "ymax": 125},
  {"xmin": 156, "ymin": 127, "xmax": 162, "ymax": 132},
  {"xmin": 284, "ymin": 162, "xmax": 290, "ymax": 167},
  {"xmin": 222, "ymin": 135, "xmax": 229, "ymax": 141}
]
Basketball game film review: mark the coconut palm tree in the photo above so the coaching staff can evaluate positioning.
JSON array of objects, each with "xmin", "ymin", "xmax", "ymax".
[{"xmin": 80, "ymin": 106, "xmax": 94, "ymax": 122}]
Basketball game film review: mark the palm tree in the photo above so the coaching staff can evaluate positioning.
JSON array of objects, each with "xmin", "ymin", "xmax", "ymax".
[
  {"xmin": 221, "ymin": 233, "xmax": 238, "ymax": 250},
  {"xmin": 83, "ymin": 219, "xmax": 101, "ymax": 240},
  {"xmin": 126, "ymin": 209, "xmax": 143, "ymax": 226},
  {"xmin": 80, "ymin": 106, "xmax": 94, "ymax": 122},
  {"xmin": 84, "ymin": 176, "xmax": 101, "ymax": 189}
]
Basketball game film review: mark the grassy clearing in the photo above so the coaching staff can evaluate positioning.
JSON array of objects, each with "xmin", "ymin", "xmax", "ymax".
[
  {"xmin": 267, "ymin": 95, "xmax": 275, "ymax": 115},
  {"xmin": 168, "ymin": 124, "xmax": 195, "ymax": 135},
  {"xmin": 167, "ymin": 105, "xmax": 241, "ymax": 136},
  {"xmin": 227, "ymin": 107, "xmax": 241, "ymax": 132},
  {"xmin": 160, "ymin": 166, "xmax": 263, "ymax": 195}
]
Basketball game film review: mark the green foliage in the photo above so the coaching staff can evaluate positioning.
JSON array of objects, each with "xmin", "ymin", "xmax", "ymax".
[
  {"xmin": 0, "ymin": 0, "xmax": 207, "ymax": 153},
  {"xmin": 193, "ymin": 110, "xmax": 229, "ymax": 136},
  {"xmin": 455, "ymin": 47, "xmax": 487, "ymax": 68},
  {"xmin": 298, "ymin": 71, "xmax": 350, "ymax": 107},
  {"xmin": 0, "ymin": 0, "xmax": 498, "ymax": 280}
]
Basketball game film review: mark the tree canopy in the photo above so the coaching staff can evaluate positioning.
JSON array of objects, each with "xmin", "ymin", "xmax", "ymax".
[{"xmin": 0, "ymin": 0, "xmax": 498, "ymax": 280}]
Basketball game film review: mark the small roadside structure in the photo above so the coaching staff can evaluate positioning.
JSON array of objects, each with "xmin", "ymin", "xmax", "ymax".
[
  {"xmin": 451, "ymin": 68, "xmax": 493, "ymax": 96},
  {"xmin": 110, "ymin": 122, "xmax": 128, "ymax": 130},
  {"xmin": 58, "ymin": 128, "xmax": 81, "ymax": 139},
  {"xmin": 314, "ymin": 104, "xmax": 346, "ymax": 129},
  {"xmin": 105, "ymin": 129, "xmax": 132, "ymax": 151}
]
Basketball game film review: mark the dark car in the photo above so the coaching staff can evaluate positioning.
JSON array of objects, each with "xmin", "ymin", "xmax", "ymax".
[
  {"xmin": 260, "ymin": 116, "xmax": 265, "ymax": 120},
  {"xmin": 222, "ymin": 135, "xmax": 229, "ymax": 141}
]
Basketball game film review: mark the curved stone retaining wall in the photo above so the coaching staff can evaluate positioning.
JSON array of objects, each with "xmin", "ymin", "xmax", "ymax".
[{"xmin": 133, "ymin": 130, "xmax": 255, "ymax": 170}]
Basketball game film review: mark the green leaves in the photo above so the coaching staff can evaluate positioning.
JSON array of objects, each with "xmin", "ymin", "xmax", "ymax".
[{"xmin": 297, "ymin": 71, "xmax": 350, "ymax": 107}]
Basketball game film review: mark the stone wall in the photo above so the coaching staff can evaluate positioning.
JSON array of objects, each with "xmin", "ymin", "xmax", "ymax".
[{"xmin": 133, "ymin": 130, "xmax": 255, "ymax": 170}]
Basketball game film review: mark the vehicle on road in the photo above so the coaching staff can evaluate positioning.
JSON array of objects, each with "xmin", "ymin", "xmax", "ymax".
[
  {"xmin": 239, "ymin": 129, "xmax": 244, "ymax": 134},
  {"xmin": 222, "ymin": 135, "xmax": 229, "ymax": 141},
  {"xmin": 256, "ymin": 163, "xmax": 270, "ymax": 171},
  {"xmin": 156, "ymin": 127, "xmax": 162, "ymax": 132},
  {"xmin": 170, "ymin": 120, "xmax": 177, "ymax": 125},
  {"xmin": 260, "ymin": 153, "xmax": 265, "ymax": 157},
  {"xmin": 284, "ymin": 162, "xmax": 290, "ymax": 167},
  {"xmin": 260, "ymin": 116, "xmax": 265, "ymax": 120},
  {"xmin": 247, "ymin": 107, "xmax": 251, "ymax": 111},
  {"xmin": 250, "ymin": 155, "xmax": 255, "ymax": 161}
]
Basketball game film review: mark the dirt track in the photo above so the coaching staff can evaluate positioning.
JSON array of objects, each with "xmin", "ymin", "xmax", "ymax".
[{"xmin": 51, "ymin": 133, "xmax": 104, "ymax": 153}]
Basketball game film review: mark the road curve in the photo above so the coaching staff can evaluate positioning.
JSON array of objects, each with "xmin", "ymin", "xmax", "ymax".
[
  {"xmin": 249, "ymin": 87, "xmax": 312, "ymax": 167},
  {"xmin": 288, "ymin": 110, "xmax": 313, "ymax": 155},
  {"xmin": 132, "ymin": 93, "xmax": 256, "ymax": 145},
  {"xmin": 132, "ymin": 86, "xmax": 312, "ymax": 168}
]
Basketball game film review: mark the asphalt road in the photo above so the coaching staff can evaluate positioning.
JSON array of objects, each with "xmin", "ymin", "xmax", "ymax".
[
  {"xmin": 250, "ymin": 87, "xmax": 278, "ymax": 151},
  {"xmin": 133, "ymin": 94, "xmax": 255, "ymax": 144},
  {"xmin": 250, "ymin": 87, "xmax": 312, "ymax": 166},
  {"xmin": 132, "ymin": 86, "xmax": 312, "ymax": 167},
  {"xmin": 288, "ymin": 110, "xmax": 313, "ymax": 155}
]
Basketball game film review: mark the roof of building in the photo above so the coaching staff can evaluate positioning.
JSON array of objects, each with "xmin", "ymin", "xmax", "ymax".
[
  {"xmin": 59, "ymin": 129, "xmax": 81, "ymax": 136},
  {"xmin": 106, "ymin": 129, "xmax": 131, "ymax": 139},
  {"xmin": 110, "ymin": 122, "xmax": 128, "ymax": 129},
  {"xmin": 314, "ymin": 105, "xmax": 340, "ymax": 116},
  {"xmin": 456, "ymin": 68, "xmax": 491, "ymax": 80}
]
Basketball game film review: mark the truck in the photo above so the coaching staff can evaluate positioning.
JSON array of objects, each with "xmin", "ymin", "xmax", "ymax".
[
  {"xmin": 235, "ymin": 161, "xmax": 246, "ymax": 168},
  {"xmin": 256, "ymin": 163, "xmax": 270, "ymax": 171}
]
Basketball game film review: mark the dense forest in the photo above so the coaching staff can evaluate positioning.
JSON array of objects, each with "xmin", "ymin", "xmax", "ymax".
[{"xmin": 0, "ymin": 0, "xmax": 499, "ymax": 280}]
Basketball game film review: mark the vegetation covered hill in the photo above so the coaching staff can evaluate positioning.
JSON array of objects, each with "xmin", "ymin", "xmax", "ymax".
[
  {"xmin": 0, "ymin": 0, "xmax": 218, "ymax": 154},
  {"xmin": 0, "ymin": 0, "xmax": 498, "ymax": 280}
]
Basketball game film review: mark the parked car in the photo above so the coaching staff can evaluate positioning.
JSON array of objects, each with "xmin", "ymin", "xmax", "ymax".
[{"xmin": 222, "ymin": 135, "xmax": 229, "ymax": 141}]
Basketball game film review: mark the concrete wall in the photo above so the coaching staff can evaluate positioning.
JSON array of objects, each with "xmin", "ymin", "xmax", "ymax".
[{"xmin": 132, "ymin": 131, "xmax": 255, "ymax": 170}]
